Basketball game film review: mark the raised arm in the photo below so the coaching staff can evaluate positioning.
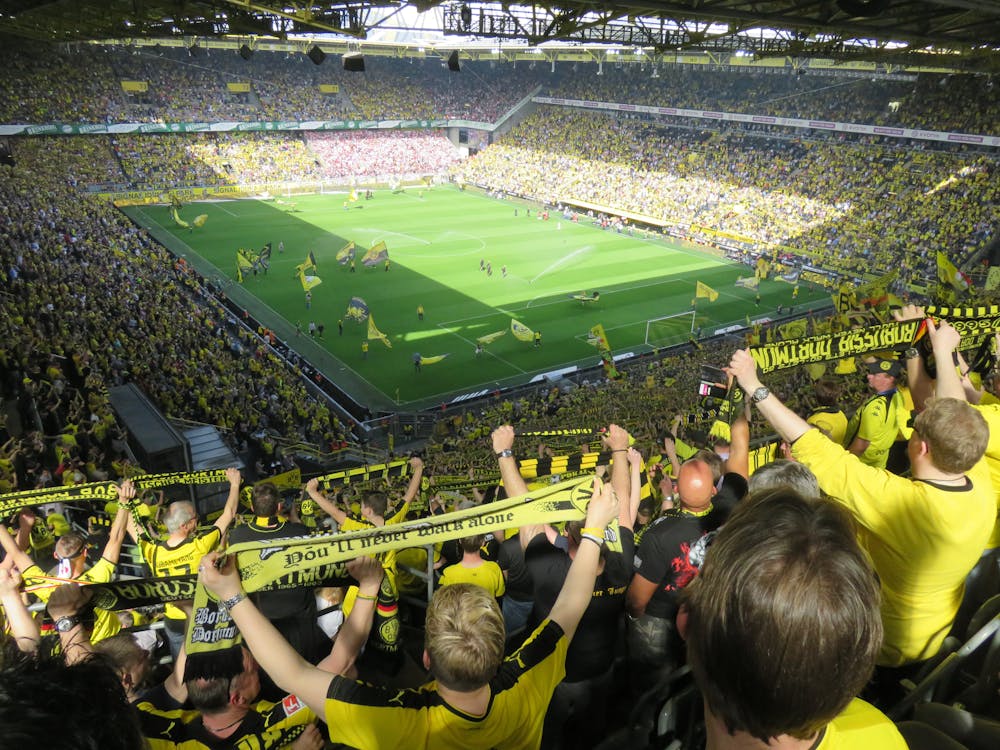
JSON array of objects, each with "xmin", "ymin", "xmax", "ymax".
[
  {"xmin": 199, "ymin": 552, "xmax": 382, "ymax": 717},
  {"xmin": 400, "ymin": 456, "xmax": 424, "ymax": 505},
  {"xmin": 305, "ymin": 478, "xmax": 348, "ymax": 526},
  {"xmin": 0, "ymin": 568, "xmax": 40, "ymax": 653},
  {"xmin": 726, "ymin": 349, "xmax": 811, "ymax": 445},
  {"xmin": 316, "ymin": 556, "xmax": 383, "ymax": 676},
  {"xmin": 0, "ymin": 517, "xmax": 35, "ymax": 573},
  {"xmin": 492, "ymin": 426, "xmax": 536, "ymax": 549},
  {"xmin": 548, "ymin": 479, "xmax": 619, "ymax": 641},
  {"xmin": 603, "ymin": 424, "xmax": 631, "ymax": 528},
  {"xmin": 623, "ymin": 447, "xmax": 644, "ymax": 531},
  {"xmin": 46, "ymin": 583, "xmax": 95, "ymax": 664},
  {"xmin": 385, "ymin": 456, "xmax": 424, "ymax": 524},
  {"xmin": 120, "ymin": 480, "xmax": 145, "ymax": 544},
  {"xmin": 726, "ymin": 406, "xmax": 750, "ymax": 480},
  {"xmin": 928, "ymin": 319, "xmax": 966, "ymax": 402},
  {"xmin": 894, "ymin": 305, "xmax": 934, "ymax": 409},
  {"xmin": 213, "ymin": 467, "xmax": 243, "ymax": 532},
  {"xmin": 100, "ymin": 505, "xmax": 131, "ymax": 565}
]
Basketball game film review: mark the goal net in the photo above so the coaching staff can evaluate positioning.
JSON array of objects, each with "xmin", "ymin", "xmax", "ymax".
[{"xmin": 644, "ymin": 310, "xmax": 697, "ymax": 349}]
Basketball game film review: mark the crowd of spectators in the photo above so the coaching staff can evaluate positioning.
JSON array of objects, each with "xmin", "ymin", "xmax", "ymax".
[
  {"xmin": 0, "ymin": 141, "xmax": 351, "ymax": 471},
  {"xmin": 3, "ymin": 44, "xmax": 1000, "ymax": 138},
  {"xmin": 2, "ymin": 46, "xmax": 1000, "ymax": 748},
  {"xmin": 452, "ymin": 108, "xmax": 998, "ymax": 285},
  {"xmin": 305, "ymin": 130, "xmax": 460, "ymax": 180}
]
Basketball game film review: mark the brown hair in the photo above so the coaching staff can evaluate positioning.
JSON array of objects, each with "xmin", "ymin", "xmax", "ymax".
[
  {"xmin": 682, "ymin": 490, "xmax": 881, "ymax": 742},
  {"xmin": 458, "ymin": 534, "xmax": 485, "ymax": 554},
  {"xmin": 812, "ymin": 377, "xmax": 841, "ymax": 407},
  {"xmin": 251, "ymin": 482, "xmax": 281, "ymax": 516},
  {"xmin": 362, "ymin": 491, "xmax": 388, "ymax": 518}
]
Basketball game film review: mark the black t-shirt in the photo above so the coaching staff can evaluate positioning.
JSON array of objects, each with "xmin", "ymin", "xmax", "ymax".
[
  {"xmin": 525, "ymin": 528, "xmax": 634, "ymax": 682},
  {"xmin": 496, "ymin": 536, "xmax": 533, "ymax": 603},
  {"xmin": 713, "ymin": 471, "xmax": 747, "ymax": 519},
  {"xmin": 632, "ymin": 506, "xmax": 725, "ymax": 620},
  {"xmin": 228, "ymin": 519, "xmax": 316, "ymax": 620}
]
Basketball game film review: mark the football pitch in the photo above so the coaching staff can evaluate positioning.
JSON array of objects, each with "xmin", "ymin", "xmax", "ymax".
[{"xmin": 123, "ymin": 186, "xmax": 828, "ymax": 410}]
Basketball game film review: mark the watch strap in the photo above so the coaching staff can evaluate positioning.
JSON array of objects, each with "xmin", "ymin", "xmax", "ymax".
[{"xmin": 220, "ymin": 592, "xmax": 247, "ymax": 611}]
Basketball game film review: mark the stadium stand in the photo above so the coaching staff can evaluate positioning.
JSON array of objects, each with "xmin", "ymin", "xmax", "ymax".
[{"xmin": 2, "ymin": 37, "xmax": 1000, "ymax": 750}]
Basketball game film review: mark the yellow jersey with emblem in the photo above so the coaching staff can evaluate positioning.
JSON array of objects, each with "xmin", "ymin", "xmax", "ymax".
[{"xmin": 140, "ymin": 528, "xmax": 221, "ymax": 619}]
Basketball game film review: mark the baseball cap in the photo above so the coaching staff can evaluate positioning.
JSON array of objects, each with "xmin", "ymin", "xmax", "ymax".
[{"xmin": 864, "ymin": 357, "xmax": 902, "ymax": 378}]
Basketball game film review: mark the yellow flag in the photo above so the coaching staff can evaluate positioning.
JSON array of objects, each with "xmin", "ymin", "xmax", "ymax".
[
  {"xmin": 367, "ymin": 315, "xmax": 392, "ymax": 348},
  {"xmin": 696, "ymin": 281, "xmax": 719, "ymax": 302},
  {"xmin": 511, "ymin": 319, "xmax": 534, "ymax": 342},
  {"xmin": 476, "ymin": 329, "xmax": 507, "ymax": 346},
  {"xmin": 936, "ymin": 251, "xmax": 970, "ymax": 291},
  {"xmin": 587, "ymin": 324, "xmax": 611, "ymax": 353}
]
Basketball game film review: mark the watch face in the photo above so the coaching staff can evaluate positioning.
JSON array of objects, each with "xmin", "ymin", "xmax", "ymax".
[{"xmin": 56, "ymin": 616, "xmax": 78, "ymax": 633}]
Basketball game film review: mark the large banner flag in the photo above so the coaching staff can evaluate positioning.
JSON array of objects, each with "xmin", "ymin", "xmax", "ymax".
[
  {"xmin": 696, "ymin": 281, "xmax": 719, "ymax": 302},
  {"xmin": 362, "ymin": 241, "xmax": 388, "ymax": 267},
  {"xmin": 336, "ymin": 241, "xmax": 356, "ymax": 265},
  {"xmin": 476, "ymin": 329, "xmax": 507, "ymax": 346},
  {"xmin": 345, "ymin": 296, "xmax": 369, "ymax": 322},
  {"xmin": 171, "ymin": 207, "xmax": 191, "ymax": 229},
  {"xmin": 937, "ymin": 251, "xmax": 971, "ymax": 291},
  {"xmin": 367, "ymin": 315, "xmax": 392, "ymax": 348},
  {"xmin": 419, "ymin": 354, "xmax": 450, "ymax": 366},
  {"xmin": 298, "ymin": 268, "xmax": 322, "ymax": 292},
  {"xmin": 587, "ymin": 323, "xmax": 611, "ymax": 353},
  {"xmin": 235, "ymin": 249, "xmax": 254, "ymax": 283},
  {"xmin": 295, "ymin": 251, "xmax": 317, "ymax": 276},
  {"xmin": 735, "ymin": 275, "xmax": 759, "ymax": 290},
  {"xmin": 511, "ymin": 318, "xmax": 535, "ymax": 342},
  {"xmin": 777, "ymin": 268, "xmax": 800, "ymax": 284}
]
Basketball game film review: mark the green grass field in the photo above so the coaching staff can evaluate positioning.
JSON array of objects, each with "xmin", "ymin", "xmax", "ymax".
[{"xmin": 124, "ymin": 186, "xmax": 829, "ymax": 410}]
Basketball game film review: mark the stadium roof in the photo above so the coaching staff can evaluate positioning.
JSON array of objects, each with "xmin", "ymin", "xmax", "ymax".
[{"xmin": 1, "ymin": 1, "xmax": 998, "ymax": 69}]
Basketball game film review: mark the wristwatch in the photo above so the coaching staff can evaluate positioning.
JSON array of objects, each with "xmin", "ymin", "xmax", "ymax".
[
  {"xmin": 220, "ymin": 592, "xmax": 247, "ymax": 612},
  {"xmin": 750, "ymin": 386, "xmax": 771, "ymax": 404},
  {"xmin": 495, "ymin": 449, "xmax": 514, "ymax": 458},
  {"xmin": 904, "ymin": 347, "xmax": 920, "ymax": 360},
  {"xmin": 55, "ymin": 615, "xmax": 81, "ymax": 633}
]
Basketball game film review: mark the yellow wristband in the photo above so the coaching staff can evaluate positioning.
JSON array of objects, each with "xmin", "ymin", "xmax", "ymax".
[
  {"xmin": 579, "ymin": 527, "xmax": 605, "ymax": 538},
  {"xmin": 355, "ymin": 592, "xmax": 378, "ymax": 602}
]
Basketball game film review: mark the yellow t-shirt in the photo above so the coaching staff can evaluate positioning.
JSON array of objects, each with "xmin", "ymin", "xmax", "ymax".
[
  {"xmin": 325, "ymin": 620, "xmax": 567, "ymax": 750},
  {"xmin": 807, "ymin": 407, "xmax": 848, "ymax": 447},
  {"xmin": 972, "ymin": 403, "xmax": 1000, "ymax": 549},
  {"xmin": 140, "ymin": 528, "xmax": 221, "ymax": 619},
  {"xmin": 439, "ymin": 560, "xmax": 506, "ymax": 599},
  {"xmin": 817, "ymin": 699, "xmax": 907, "ymax": 748},
  {"xmin": 843, "ymin": 391, "xmax": 902, "ymax": 469},
  {"xmin": 794, "ymin": 429, "xmax": 994, "ymax": 666}
]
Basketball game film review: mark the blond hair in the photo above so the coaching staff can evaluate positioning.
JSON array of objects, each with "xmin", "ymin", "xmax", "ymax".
[{"xmin": 425, "ymin": 584, "xmax": 505, "ymax": 691}]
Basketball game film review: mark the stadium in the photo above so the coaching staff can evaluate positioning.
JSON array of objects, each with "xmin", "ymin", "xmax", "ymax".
[{"xmin": 1, "ymin": 1, "xmax": 999, "ymax": 748}]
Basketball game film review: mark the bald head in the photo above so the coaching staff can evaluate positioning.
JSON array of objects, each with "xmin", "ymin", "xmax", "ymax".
[{"xmin": 678, "ymin": 459, "xmax": 716, "ymax": 512}]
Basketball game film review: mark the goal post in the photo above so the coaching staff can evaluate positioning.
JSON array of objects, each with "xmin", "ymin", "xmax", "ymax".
[{"xmin": 644, "ymin": 310, "xmax": 697, "ymax": 349}]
